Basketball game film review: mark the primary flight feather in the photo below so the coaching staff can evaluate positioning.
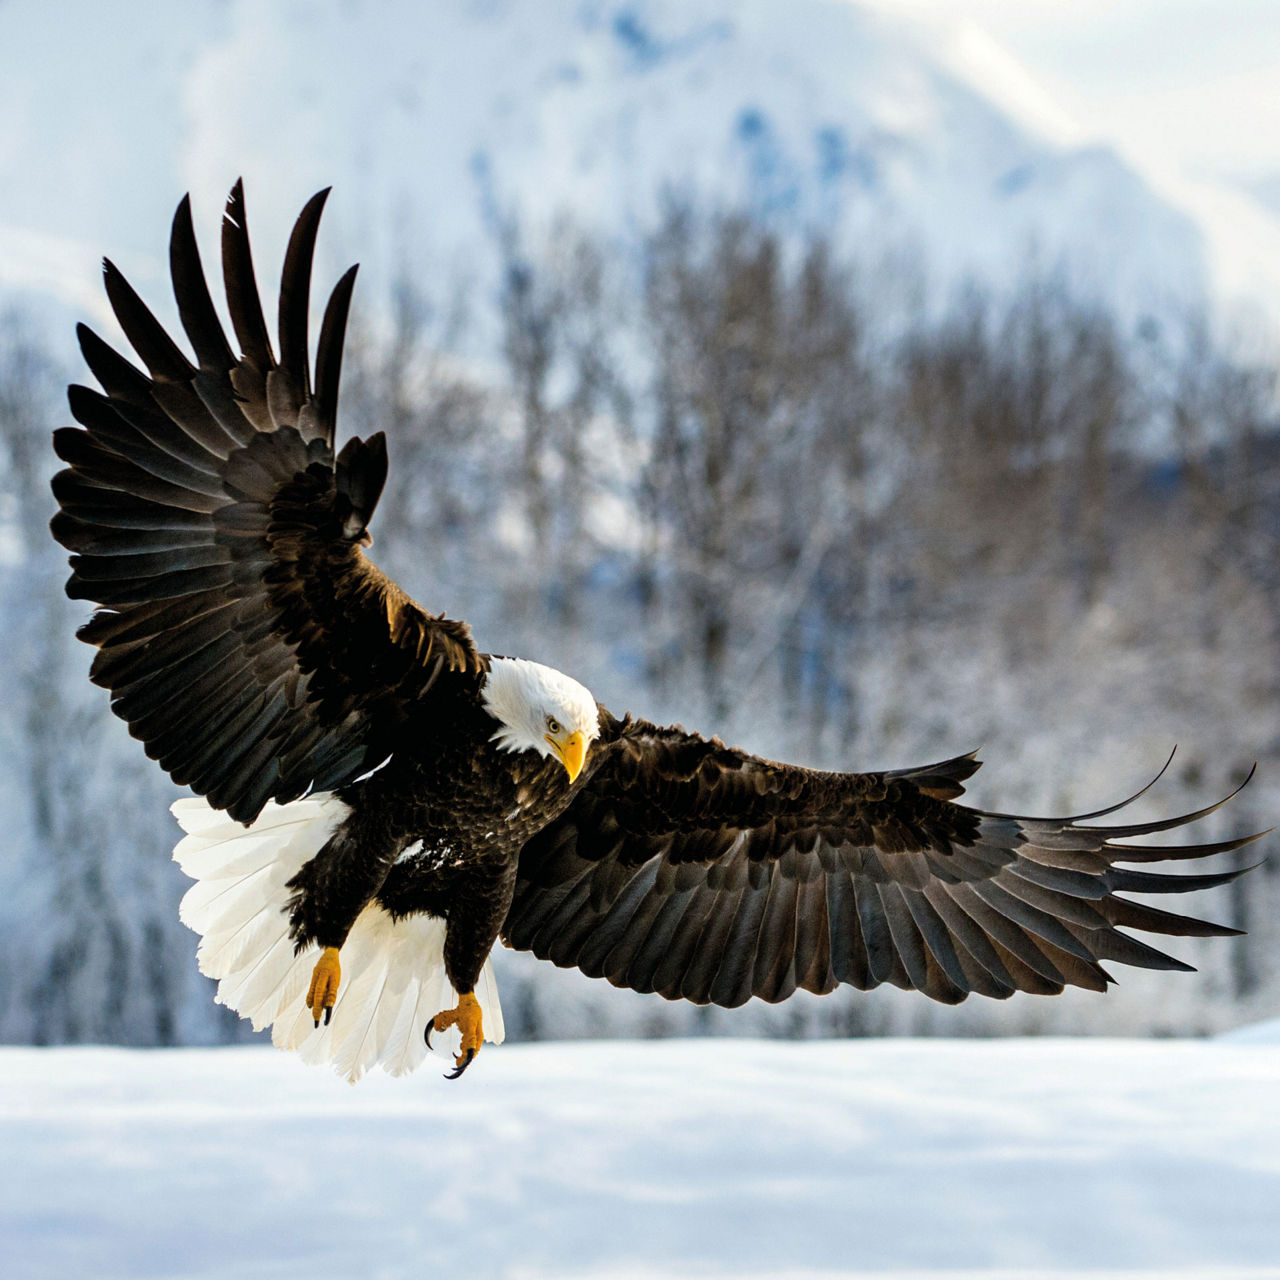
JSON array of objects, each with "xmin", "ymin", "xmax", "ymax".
[{"xmin": 50, "ymin": 185, "xmax": 1263, "ymax": 1080}]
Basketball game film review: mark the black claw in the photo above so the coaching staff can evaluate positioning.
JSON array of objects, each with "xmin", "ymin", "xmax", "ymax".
[
  {"xmin": 444, "ymin": 1047, "xmax": 476, "ymax": 1081},
  {"xmin": 323, "ymin": 1006, "xmax": 332, "ymax": 1027},
  {"xmin": 313, "ymin": 1017, "xmax": 320, "ymax": 1029},
  {"xmin": 424, "ymin": 1022, "xmax": 434, "ymax": 1049}
]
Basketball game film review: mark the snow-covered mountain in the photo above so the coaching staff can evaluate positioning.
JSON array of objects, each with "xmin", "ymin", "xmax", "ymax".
[{"xmin": 0, "ymin": 0, "xmax": 1243, "ymax": 342}]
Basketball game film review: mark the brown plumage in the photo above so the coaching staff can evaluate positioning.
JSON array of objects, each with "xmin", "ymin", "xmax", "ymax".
[
  {"xmin": 49, "ymin": 184, "xmax": 1265, "ymax": 1079},
  {"xmin": 54, "ymin": 187, "xmax": 480, "ymax": 823},
  {"xmin": 507, "ymin": 729, "xmax": 1259, "ymax": 1006}
]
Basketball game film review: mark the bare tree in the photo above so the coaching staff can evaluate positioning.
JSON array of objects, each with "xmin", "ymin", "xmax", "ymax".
[
  {"xmin": 639, "ymin": 207, "xmax": 873, "ymax": 734},
  {"xmin": 0, "ymin": 312, "xmax": 192, "ymax": 1046}
]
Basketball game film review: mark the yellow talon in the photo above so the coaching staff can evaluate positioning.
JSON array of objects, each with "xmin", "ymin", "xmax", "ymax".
[
  {"xmin": 306, "ymin": 947, "xmax": 341, "ymax": 1026},
  {"xmin": 428, "ymin": 991, "xmax": 484, "ymax": 1078}
]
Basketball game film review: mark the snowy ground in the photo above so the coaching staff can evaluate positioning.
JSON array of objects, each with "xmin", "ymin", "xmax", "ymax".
[{"xmin": 4, "ymin": 1038, "xmax": 1280, "ymax": 1280}]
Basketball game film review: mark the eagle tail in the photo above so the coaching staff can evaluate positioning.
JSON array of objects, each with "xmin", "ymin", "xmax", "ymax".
[{"xmin": 171, "ymin": 794, "xmax": 505, "ymax": 1083}]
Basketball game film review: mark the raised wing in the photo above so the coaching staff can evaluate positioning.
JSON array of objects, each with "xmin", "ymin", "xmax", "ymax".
[
  {"xmin": 505, "ymin": 722, "xmax": 1261, "ymax": 1006},
  {"xmin": 51, "ymin": 183, "xmax": 482, "ymax": 823}
]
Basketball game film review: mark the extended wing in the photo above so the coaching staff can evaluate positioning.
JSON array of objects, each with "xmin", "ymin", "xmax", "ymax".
[
  {"xmin": 51, "ymin": 184, "xmax": 481, "ymax": 823},
  {"xmin": 505, "ymin": 722, "xmax": 1260, "ymax": 1006}
]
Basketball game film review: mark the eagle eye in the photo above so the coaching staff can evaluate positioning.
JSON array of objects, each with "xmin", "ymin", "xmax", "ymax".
[{"xmin": 546, "ymin": 716, "xmax": 562, "ymax": 734}]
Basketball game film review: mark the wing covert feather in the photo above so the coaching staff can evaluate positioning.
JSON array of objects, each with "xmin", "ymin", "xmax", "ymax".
[
  {"xmin": 51, "ymin": 183, "xmax": 482, "ymax": 823},
  {"xmin": 507, "ymin": 721, "xmax": 1261, "ymax": 1007}
]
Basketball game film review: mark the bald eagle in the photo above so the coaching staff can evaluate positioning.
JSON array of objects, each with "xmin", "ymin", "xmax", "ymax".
[{"xmin": 51, "ymin": 185, "xmax": 1261, "ymax": 1081}]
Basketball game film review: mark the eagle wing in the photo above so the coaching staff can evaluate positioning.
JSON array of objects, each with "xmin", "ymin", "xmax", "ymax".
[
  {"xmin": 505, "ymin": 721, "xmax": 1259, "ymax": 1005},
  {"xmin": 51, "ymin": 184, "xmax": 482, "ymax": 823}
]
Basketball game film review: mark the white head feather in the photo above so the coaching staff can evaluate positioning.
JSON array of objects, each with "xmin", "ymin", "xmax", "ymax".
[{"xmin": 481, "ymin": 657, "xmax": 600, "ymax": 760}]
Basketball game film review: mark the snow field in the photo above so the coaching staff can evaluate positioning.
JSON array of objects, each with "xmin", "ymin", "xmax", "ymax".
[{"xmin": 3, "ymin": 1037, "xmax": 1279, "ymax": 1279}]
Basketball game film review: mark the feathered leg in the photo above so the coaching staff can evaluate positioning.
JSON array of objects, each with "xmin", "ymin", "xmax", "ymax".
[{"xmin": 421, "ymin": 862, "xmax": 515, "ymax": 1077}]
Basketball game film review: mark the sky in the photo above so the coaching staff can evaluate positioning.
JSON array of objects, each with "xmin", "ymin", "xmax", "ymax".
[
  {"xmin": 860, "ymin": 0, "xmax": 1280, "ymax": 334},
  {"xmin": 873, "ymin": 0, "xmax": 1280, "ymax": 188}
]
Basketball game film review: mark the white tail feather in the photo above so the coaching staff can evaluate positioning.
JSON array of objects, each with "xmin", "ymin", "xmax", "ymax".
[{"xmin": 171, "ymin": 794, "xmax": 505, "ymax": 1083}]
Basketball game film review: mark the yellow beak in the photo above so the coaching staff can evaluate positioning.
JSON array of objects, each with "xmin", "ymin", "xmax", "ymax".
[{"xmin": 547, "ymin": 729, "xmax": 587, "ymax": 783}]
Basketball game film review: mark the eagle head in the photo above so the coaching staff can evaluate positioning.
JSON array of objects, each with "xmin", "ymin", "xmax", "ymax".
[{"xmin": 481, "ymin": 657, "xmax": 600, "ymax": 783}]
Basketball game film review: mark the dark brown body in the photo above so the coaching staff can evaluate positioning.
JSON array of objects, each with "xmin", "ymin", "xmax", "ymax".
[{"xmin": 288, "ymin": 681, "xmax": 599, "ymax": 993}]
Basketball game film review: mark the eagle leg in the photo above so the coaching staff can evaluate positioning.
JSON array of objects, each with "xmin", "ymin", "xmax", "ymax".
[
  {"xmin": 306, "ymin": 947, "xmax": 341, "ymax": 1027},
  {"xmin": 425, "ymin": 991, "xmax": 483, "ymax": 1079}
]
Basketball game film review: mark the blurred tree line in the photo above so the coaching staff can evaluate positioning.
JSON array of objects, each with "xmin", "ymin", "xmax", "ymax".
[{"xmin": 2, "ymin": 203, "xmax": 1278, "ymax": 1048}]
